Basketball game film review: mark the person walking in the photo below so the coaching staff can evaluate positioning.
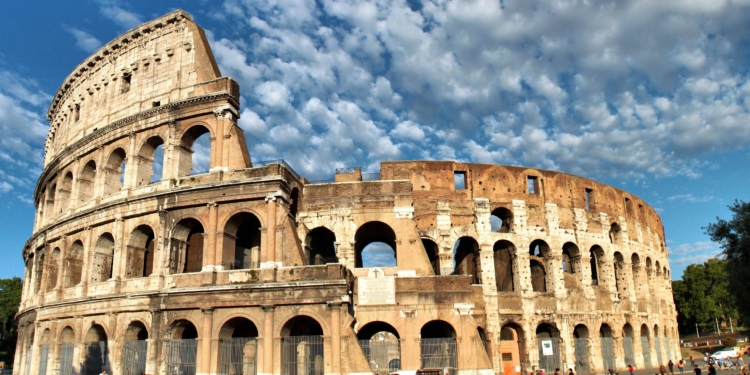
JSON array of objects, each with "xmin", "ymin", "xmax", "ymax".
[
  {"xmin": 660, "ymin": 363, "xmax": 667, "ymax": 375},
  {"xmin": 628, "ymin": 364, "xmax": 635, "ymax": 375},
  {"xmin": 693, "ymin": 364, "xmax": 701, "ymax": 375},
  {"xmin": 690, "ymin": 356, "xmax": 695, "ymax": 368},
  {"xmin": 568, "ymin": 368, "xmax": 574, "ymax": 375},
  {"xmin": 708, "ymin": 364, "xmax": 716, "ymax": 375},
  {"xmin": 669, "ymin": 360, "xmax": 675, "ymax": 375},
  {"xmin": 554, "ymin": 368, "xmax": 560, "ymax": 375},
  {"xmin": 678, "ymin": 359, "xmax": 685, "ymax": 374}
]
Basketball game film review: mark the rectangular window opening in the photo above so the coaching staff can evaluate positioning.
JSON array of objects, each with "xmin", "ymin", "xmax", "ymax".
[
  {"xmin": 585, "ymin": 188, "xmax": 593, "ymax": 211},
  {"xmin": 625, "ymin": 197, "xmax": 632, "ymax": 215},
  {"xmin": 74, "ymin": 104, "xmax": 80, "ymax": 122},
  {"xmin": 454, "ymin": 172, "xmax": 467, "ymax": 190},
  {"xmin": 527, "ymin": 176, "xmax": 539, "ymax": 194},
  {"xmin": 152, "ymin": 101, "xmax": 160, "ymax": 107},
  {"xmin": 121, "ymin": 73, "xmax": 131, "ymax": 94}
]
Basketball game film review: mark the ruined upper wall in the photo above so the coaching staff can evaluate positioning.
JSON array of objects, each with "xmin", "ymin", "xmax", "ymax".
[{"xmin": 44, "ymin": 9, "xmax": 221, "ymax": 165}]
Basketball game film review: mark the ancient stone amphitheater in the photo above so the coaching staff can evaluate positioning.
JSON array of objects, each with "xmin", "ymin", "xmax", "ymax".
[{"xmin": 15, "ymin": 9, "xmax": 679, "ymax": 375}]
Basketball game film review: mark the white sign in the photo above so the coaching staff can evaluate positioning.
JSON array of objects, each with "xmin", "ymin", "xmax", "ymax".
[
  {"xmin": 541, "ymin": 339, "xmax": 554, "ymax": 356},
  {"xmin": 358, "ymin": 268, "xmax": 396, "ymax": 305}
]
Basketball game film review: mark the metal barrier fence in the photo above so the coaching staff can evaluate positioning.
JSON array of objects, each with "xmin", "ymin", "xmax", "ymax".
[
  {"xmin": 60, "ymin": 343, "xmax": 75, "ymax": 375},
  {"xmin": 655, "ymin": 337, "xmax": 663, "ymax": 367},
  {"xmin": 167, "ymin": 339, "xmax": 198, "ymax": 375},
  {"xmin": 82, "ymin": 341, "xmax": 108, "ymax": 375},
  {"xmin": 281, "ymin": 336, "xmax": 324, "ymax": 375},
  {"xmin": 38, "ymin": 344, "xmax": 49, "ymax": 375},
  {"xmin": 123, "ymin": 340, "xmax": 148, "ymax": 375},
  {"xmin": 537, "ymin": 338, "xmax": 562, "ymax": 373},
  {"xmin": 25, "ymin": 346, "xmax": 32, "ymax": 375},
  {"xmin": 420, "ymin": 338, "xmax": 457, "ymax": 369},
  {"xmin": 359, "ymin": 339, "xmax": 401, "ymax": 374},
  {"xmin": 601, "ymin": 337, "xmax": 617, "ymax": 371},
  {"xmin": 220, "ymin": 337, "xmax": 258, "ymax": 375},
  {"xmin": 623, "ymin": 337, "xmax": 635, "ymax": 367},
  {"xmin": 573, "ymin": 338, "xmax": 591, "ymax": 373},
  {"xmin": 641, "ymin": 337, "xmax": 652, "ymax": 368}
]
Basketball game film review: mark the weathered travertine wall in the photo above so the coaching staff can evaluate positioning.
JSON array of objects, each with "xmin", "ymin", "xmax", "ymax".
[{"xmin": 16, "ymin": 9, "xmax": 679, "ymax": 375}]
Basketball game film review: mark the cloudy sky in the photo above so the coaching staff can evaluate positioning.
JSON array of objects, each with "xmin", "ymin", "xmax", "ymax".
[{"xmin": 2, "ymin": 0, "xmax": 750, "ymax": 279}]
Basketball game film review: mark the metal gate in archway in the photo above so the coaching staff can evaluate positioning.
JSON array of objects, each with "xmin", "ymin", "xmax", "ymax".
[
  {"xmin": 640, "ymin": 337, "xmax": 652, "ymax": 369},
  {"xmin": 281, "ymin": 336, "xmax": 324, "ymax": 375},
  {"xmin": 60, "ymin": 343, "xmax": 75, "ymax": 375},
  {"xmin": 420, "ymin": 338, "xmax": 457, "ymax": 369},
  {"xmin": 573, "ymin": 338, "xmax": 591, "ymax": 374},
  {"xmin": 360, "ymin": 339, "xmax": 401, "ymax": 374},
  {"xmin": 25, "ymin": 346, "xmax": 32, "ymax": 375},
  {"xmin": 601, "ymin": 337, "xmax": 617, "ymax": 371},
  {"xmin": 82, "ymin": 341, "xmax": 108, "ymax": 375},
  {"xmin": 123, "ymin": 340, "xmax": 148, "ymax": 375},
  {"xmin": 220, "ymin": 337, "xmax": 258, "ymax": 375},
  {"xmin": 537, "ymin": 338, "xmax": 562, "ymax": 372},
  {"xmin": 38, "ymin": 344, "xmax": 49, "ymax": 375},
  {"xmin": 665, "ymin": 338, "xmax": 673, "ymax": 362},
  {"xmin": 654, "ymin": 337, "xmax": 663, "ymax": 366},
  {"xmin": 622, "ymin": 337, "xmax": 635, "ymax": 368},
  {"xmin": 166, "ymin": 338, "xmax": 198, "ymax": 375}
]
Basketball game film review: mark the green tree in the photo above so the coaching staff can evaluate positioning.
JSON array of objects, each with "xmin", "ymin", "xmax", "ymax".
[
  {"xmin": 706, "ymin": 199, "xmax": 750, "ymax": 322},
  {"xmin": 0, "ymin": 277, "xmax": 22, "ymax": 366},
  {"xmin": 672, "ymin": 259, "xmax": 738, "ymax": 334}
]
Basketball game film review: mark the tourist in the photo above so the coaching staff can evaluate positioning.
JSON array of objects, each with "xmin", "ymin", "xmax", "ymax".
[
  {"xmin": 678, "ymin": 359, "xmax": 684, "ymax": 373},
  {"xmin": 554, "ymin": 368, "xmax": 561, "ymax": 375},
  {"xmin": 628, "ymin": 364, "xmax": 635, "ymax": 375},
  {"xmin": 568, "ymin": 368, "xmax": 574, "ymax": 375},
  {"xmin": 694, "ymin": 364, "xmax": 702, "ymax": 375},
  {"xmin": 669, "ymin": 359, "xmax": 675, "ymax": 374},
  {"xmin": 690, "ymin": 356, "xmax": 695, "ymax": 368},
  {"xmin": 660, "ymin": 363, "xmax": 667, "ymax": 375},
  {"xmin": 708, "ymin": 364, "xmax": 716, "ymax": 375},
  {"xmin": 608, "ymin": 368, "xmax": 615, "ymax": 375}
]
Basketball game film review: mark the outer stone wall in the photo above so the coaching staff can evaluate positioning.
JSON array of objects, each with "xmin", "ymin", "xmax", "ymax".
[{"xmin": 16, "ymin": 9, "xmax": 679, "ymax": 375}]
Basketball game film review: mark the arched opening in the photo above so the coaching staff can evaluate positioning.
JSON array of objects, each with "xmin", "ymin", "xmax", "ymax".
[
  {"xmin": 135, "ymin": 136, "xmax": 165, "ymax": 185},
  {"xmin": 535, "ymin": 324, "xmax": 561, "ymax": 372},
  {"xmin": 640, "ymin": 325, "xmax": 652, "ymax": 368},
  {"xmin": 38, "ymin": 329, "xmax": 51, "ymax": 375},
  {"xmin": 34, "ymin": 252, "xmax": 44, "ymax": 294},
  {"xmin": 453, "ymin": 237, "xmax": 481, "ymax": 284},
  {"xmin": 91, "ymin": 233, "xmax": 115, "ymax": 283},
  {"xmin": 422, "ymin": 238, "xmax": 440, "ymax": 275},
  {"xmin": 178, "ymin": 125, "xmax": 211, "ymax": 176},
  {"xmin": 43, "ymin": 184, "xmax": 56, "ymax": 222},
  {"xmin": 170, "ymin": 219, "xmax": 205, "ymax": 274},
  {"xmin": 123, "ymin": 321, "xmax": 148, "ymax": 375},
  {"xmin": 562, "ymin": 242, "xmax": 580, "ymax": 274},
  {"xmin": 127, "ymin": 225, "xmax": 155, "ymax": 278},
  {"xmin": 529, "ymin": 240, "xmax": 550, "ymax": 292},
  {"xmin": 494, "ymin": 240, "xmax": 515, "ymax": 292},
  {"xmin": 420, "ymin": 321, "xmax": 457, "ymax": 369},
  {"xmin": 46, "ymin": 248, "xmax": 60, "ymax": 292},
  {"xmin": 357, "ymin": 322, "xmax": 401, "ymax": 373},
  {"xmin": 223, "ymin": 213, "xmax": 262, "ymax": 270},
  {"xmin": 58, "ymin": 172, "xmax": 73, "ymax": 213},
  {"xmin": 654, "ymin": 324, "xmax": 664, "ymax": 366},
  {"xmin": 281, "ymin": 316, "xmax": 324, "ymax": 375},
  {"xmin": 167, "ymin": 320, "xmax": 199, "ymax": 375},
  {"xmin": 104, "ymin": 148, "xmax": 127, "ymax": 195},
  {"xmin": 82, "ymin": 325, "xmax": 108, "ymax": 375},
  {"xmin": 355, "ymin": 222, "xmax": 397, "ymax": 268},
  {"xmin": 622, "ymin": 324, "xmax": 636, "ymax": 367},
  {"xmin": 219, "ymin": 318, "xmax": 259, "ymax": 375},
  {"xmin": 600, "ymin": 324, "xmax": 616, "ymax": 371},
  {"xmin": 613, "ymin": 252, "xmax": 628, "ymax": 299},
  {"xmin": 305, "ymin": 227, "xmax": 337, "ymax": 265},
  {"xmin": 609, "ymin": 223, "xmax": 622, "ymax": 244},
  {"xmin": 590, "ymin": 246, "xmax": 605, "ymax": 286},
  {"xmin": 572, "ymin": 325, "xmax": 591, "ymax": 373},
  {"xmin": 78, "ymin": 160, "xmax": 97, "ymax": 203},
  {"xmin": 64, "ymin": 241, "xmax": 84, "ymax": 288},
  {"xmin": 289, "ymin": 188, "xmax": 299, "ymax": 219},
  {"xmin": 59, "ymin": 327, "xmax": 75, "ymax": 375},
  {"xmin": 499, "ymin": 323, "xmax": 524, "ymax": 375},
  {"xmin": 490, "ymin": 207, "xmax": 513, "ymax": 233}
]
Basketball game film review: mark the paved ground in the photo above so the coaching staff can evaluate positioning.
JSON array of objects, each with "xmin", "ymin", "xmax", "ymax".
[{"xmin": 614, "ymin": 356, "xmax": 750, "ymax": 375}]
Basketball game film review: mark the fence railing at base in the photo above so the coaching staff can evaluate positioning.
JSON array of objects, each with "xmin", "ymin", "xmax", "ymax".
[
  {"xmin": 82, "ymin": 341, "xmax": 108, "ymax": 375},
  {"xmin": 38, "ymin": 344, "xmax": 49, "ymax": 375},
  {"xmin": 281, "ymin": 336, "xmax": 324, "ymax": 375},
  {"xmin": 420, "ymin": 338, "xmax": 457, "ymax": 369},
  {"xmin": 123, "ymin": 340, "xmax": 148, "ymax": 375},
  {"xmin": 60, "ymin": 343, "xmax": 75, "ymax": 375},
  {"xmin": 167, "ymin": 338, "xmax": 198, "ymax": 375},
  {"xmin": 359, "ymin": 339, "xmax": 401, "ymax": 374},
  {"xmin": 641, "ymin": 337, "xmax": 652, "ymax": 368},
  {"xmin": 220, "ymin": 337, "xmax": 258, "ymax": 375},
  {"xmin": 574, "ymin": 338, "xmax": 591, "ymax": 373}
]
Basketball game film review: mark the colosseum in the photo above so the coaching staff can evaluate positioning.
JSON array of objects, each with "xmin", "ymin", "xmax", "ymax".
[{"xmin": 14, "ymin": 9, "xmax": 679, "ymax": 375}]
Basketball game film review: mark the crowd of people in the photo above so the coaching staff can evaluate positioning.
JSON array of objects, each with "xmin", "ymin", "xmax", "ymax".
[{"xmin": 533, "ymin": 353, "xmax": 750, "ymax": 375}]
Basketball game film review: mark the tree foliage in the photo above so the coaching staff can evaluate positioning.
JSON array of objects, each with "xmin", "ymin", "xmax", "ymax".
[
  {"xmin": 672, "ymin": 258, "xmax": 738, "ymax": 333},
  {"xmin": 706, "ymin": 199, "xmax": 750, "ymax": 322},
  {"xmin": 0, "ymin": 277, "xmax": 22, "ymax": 365}
]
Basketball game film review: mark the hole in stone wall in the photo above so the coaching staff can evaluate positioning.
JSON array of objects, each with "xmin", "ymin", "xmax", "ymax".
[
  {"xmin": 527, "ymin": 176, "xmax": 539, "ymax": 194},
  {"xmin": 454, "ymin": 172, "xmax": 466, "ymax": 190}
]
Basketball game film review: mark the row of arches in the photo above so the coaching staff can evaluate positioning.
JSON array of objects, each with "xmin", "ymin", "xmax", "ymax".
[{"xmin": 37, "ymin": 125, "xmax": 212, "ymax": 227}]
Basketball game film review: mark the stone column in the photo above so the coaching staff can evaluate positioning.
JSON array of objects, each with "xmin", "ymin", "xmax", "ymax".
[
  {"xmin": 205, "ymin": 202, "xmax": 218, "ymax": 271},
  {"xmin": 201, "ymin": 308, "xmax": 214, "ymax": 375},
  {"xmin": 261, "ymin": 305, "xmax": 275, "ymax": 375},
  {"xmin": 111, "ymin": 217, "xmax": 125, "ymax": 283},
  {"xmin": 146, "ymin": 310, "xmax": 162, "ymax": 375},
  {"xmin": 328, "ymin": 302, "xmax": 342, "ymax": 375},
  {"xmin": 263, "ymin": 195, "xmax": 277, "ymax": 268},
  {"xmin": 211, "ymin": 109, "xmax": 226, "ymax": 172}
]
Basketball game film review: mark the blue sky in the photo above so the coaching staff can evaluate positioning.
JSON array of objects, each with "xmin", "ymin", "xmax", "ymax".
[{"xmin": 1, "ymin": 0, "xmax": 750, "ymax": 280}]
